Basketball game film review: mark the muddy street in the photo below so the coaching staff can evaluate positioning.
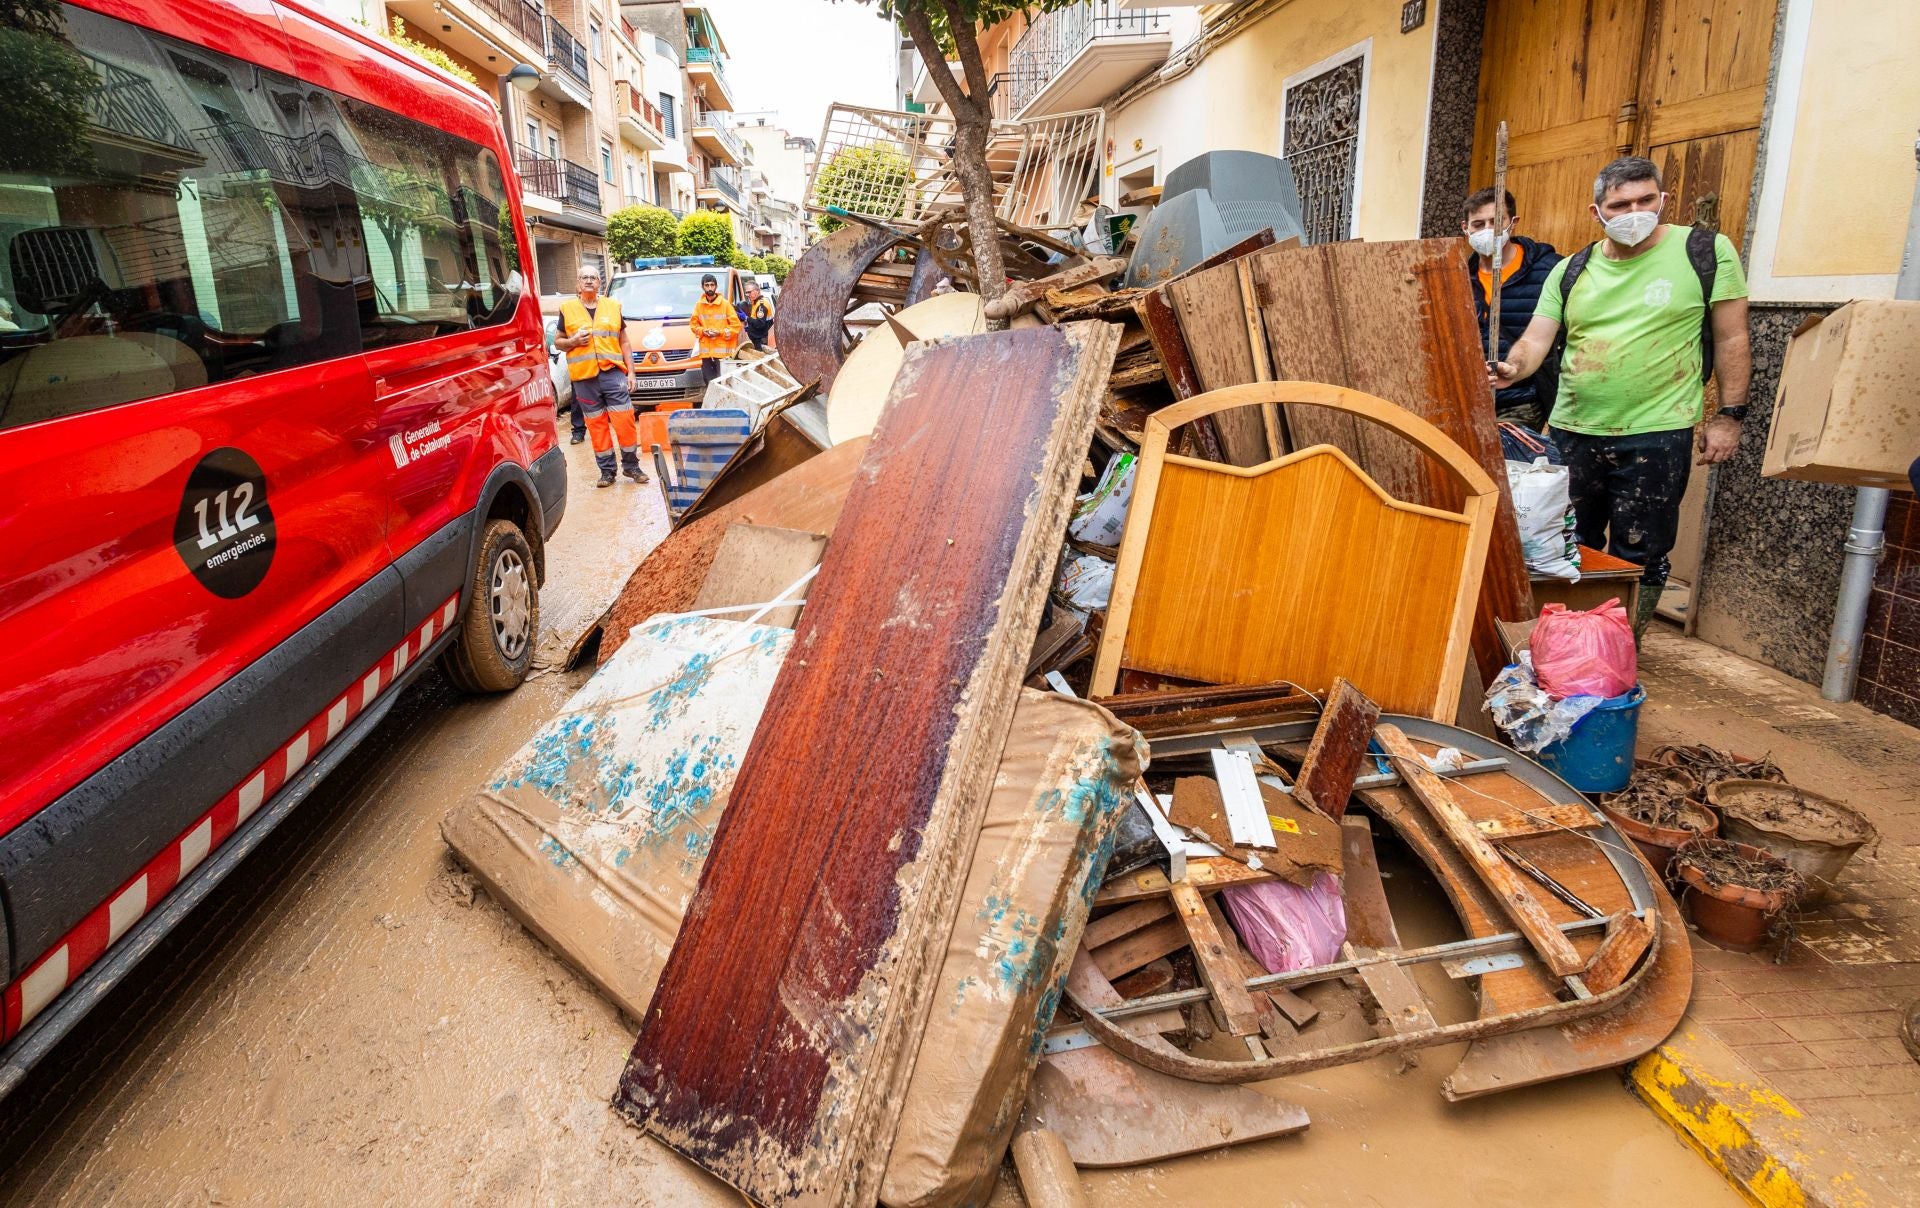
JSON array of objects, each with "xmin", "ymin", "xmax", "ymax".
[{"xmin": 0, "ymin": 442, "xmax": 1738, "ymax": 1207}]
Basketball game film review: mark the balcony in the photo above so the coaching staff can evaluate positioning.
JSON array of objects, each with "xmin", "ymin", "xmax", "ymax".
[
  {"xmin": 1007, "ymin": 1, "xmax": 1171, "ymax": 119},
  {"xmin": 696, "ymin": 166, "xmax": 742, "ymax": 209},
  {"xmin": 545, "ymin": 16, "xmax": 592, "ymax": 105},
  {"xmin": 684, "ymin": 46, "xmax": 734, "ymax": 110},
  {"xmin": 689, "ymin": 106, "xmax": 744, "ymax": 166},
  {"xmin": 563, "ymin": 160, "xmax": 603, "ymax": 214},
  {"xmin": 386, "ymin": 0, "xmax": 545, "ymax": 71},
  {"xmin": 515, "ymin": 146, "xmax": 605, "ymax": 227},
  {"xmin": 619, "ymin": 81, "xmax": 667, "ymax": 151}
]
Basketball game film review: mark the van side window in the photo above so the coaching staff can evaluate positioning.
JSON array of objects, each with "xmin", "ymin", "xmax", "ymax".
[
  {"xmin": 328, "ymin": 97, "xmax": 522, "ymax": 348},
  {"xmin": 0, "ymin": 4, "xmax": 357, "ymax": 428},
  {"xmin": 0, "ymin": 3, "xmax": 526, "ymax": 428}
]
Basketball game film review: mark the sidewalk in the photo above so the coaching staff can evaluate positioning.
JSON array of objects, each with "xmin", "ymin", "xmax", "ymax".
[{"xmin": 1628, "ymin": 628, "xmax": 1920, "ymax": 1206}]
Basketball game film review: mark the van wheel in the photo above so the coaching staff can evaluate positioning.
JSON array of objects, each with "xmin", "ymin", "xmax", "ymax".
[{"xmin": 445, "ymin": 519, "xmax": 538, "ymax": 693}]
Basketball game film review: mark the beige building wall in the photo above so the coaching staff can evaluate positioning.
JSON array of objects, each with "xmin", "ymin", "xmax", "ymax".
[
  {"xmin": 1745, "ymin": 0, "xmax": 1920, "ymax": 301},
  {"xmin": 1106, "ymin": 0, "xmax": 1437, "ymax": 241}
]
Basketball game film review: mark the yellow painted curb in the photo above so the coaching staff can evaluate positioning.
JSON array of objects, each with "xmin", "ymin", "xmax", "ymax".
[{"xmin": 1628, "ymin": 1037, "xmax": 1874, "ymax": 1208}]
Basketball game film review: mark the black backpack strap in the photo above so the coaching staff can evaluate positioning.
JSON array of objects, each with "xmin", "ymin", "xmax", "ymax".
[
  {"xmin": 1557, "ymin": 242, "xmax": 1598, "ymax": 310},
  {"xmin": 1686, "ymin": 226, "xmax": 1720, "ymax": 383}
]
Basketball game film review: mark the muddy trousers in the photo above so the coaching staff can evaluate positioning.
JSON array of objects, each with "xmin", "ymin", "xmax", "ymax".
[
  {"xmin": 576, "ymin": 369, "xmax": 640, "ymax": 476},
  {"xmin": 1550, "ymin": 426, "xmax": 1692, "ymax": 629}
]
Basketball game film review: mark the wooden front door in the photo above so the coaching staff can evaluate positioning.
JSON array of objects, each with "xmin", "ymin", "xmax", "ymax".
[{"xmin": 1472, "ymin": 0, "xmax": 1778, "ymax": 257}]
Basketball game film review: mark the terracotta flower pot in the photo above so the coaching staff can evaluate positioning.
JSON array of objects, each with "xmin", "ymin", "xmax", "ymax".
[
  {"xmin": 1598, "ymin": 764, "xmax": 1714, "ymax": 877},
  {"xmin": 1673, "ymin": 838, "xmax": 1803, "ymax": 952}
]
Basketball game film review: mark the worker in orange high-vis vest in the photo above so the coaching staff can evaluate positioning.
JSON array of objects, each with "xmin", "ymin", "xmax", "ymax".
[
  {"xmin": 557, "ymin": 267, "xmax": 647, "ymax": 487},
  {"xmin": 690, "ymin": 272, "xmax": 742, "ymax": 395}
]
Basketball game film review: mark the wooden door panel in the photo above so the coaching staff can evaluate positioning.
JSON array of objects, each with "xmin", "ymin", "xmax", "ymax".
[
  {"xmin": 1650, "ymin": 128, "xmax": 1761, "ymax": 250},
  {"xmin": 1644, "ymin": 0, "xmax": 1776, "ymax": 107},
  {"xmin": 1474, "ymin": 0, "xmax": 1650, "ymax": 256}
]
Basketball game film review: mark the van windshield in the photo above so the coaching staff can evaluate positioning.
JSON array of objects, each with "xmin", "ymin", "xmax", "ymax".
[{"xmin": 608, "ymin": 271, "xmax": 712, "ymax": 319}]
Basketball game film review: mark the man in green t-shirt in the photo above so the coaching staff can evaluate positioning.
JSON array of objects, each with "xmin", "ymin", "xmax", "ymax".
[{"xmin": 1492, "ymin": 156, "xmax": 1752, "ymax": 637}]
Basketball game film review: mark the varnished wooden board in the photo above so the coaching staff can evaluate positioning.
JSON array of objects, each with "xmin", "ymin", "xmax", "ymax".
[
  {"xmin": 1293, "ymin": 678, "xmax": 1380, "ymax": 820},
  {"xmin": 1349, "ymin": 733, "xmax": 1690, "ymax": 1099},
  {"xmin": 614, "ymin": 324, "xmax": 1117, "ymax": 1206},
  {"xmin": 1092, "ymin": 856, "xmax": 1275, "ymax": 906},
  {"xmin": 599, "ymin": 436, "xmax": 870, "ymax": 663}
]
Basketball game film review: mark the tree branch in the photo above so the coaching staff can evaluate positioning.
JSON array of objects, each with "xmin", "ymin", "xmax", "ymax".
[{"xmin": 939, "ymin": 0, "xmax": 994, "ymax": 117}]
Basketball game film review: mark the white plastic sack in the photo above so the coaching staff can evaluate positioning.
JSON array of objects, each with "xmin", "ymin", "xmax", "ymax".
[
  {"xmin": 1506, "ymin": 457, "xmax": 1580, "ymax": 581},
  {"xmin": 1069, "ymin": 453, "xmax": 1135, "ymax": 547},
  {"xmin": 1056, "ymin": 552, "xmax": 1114, "ymax": 610}
]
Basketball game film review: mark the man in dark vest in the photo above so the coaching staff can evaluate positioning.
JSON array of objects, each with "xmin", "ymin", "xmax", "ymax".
[
  {"xmin": 1492, "ymin": 157, "xmax": 1752, "ymax": 638},
  {"xmin": 1463, "ymin": 186, "xmax": 1561, "ymax": 430}
]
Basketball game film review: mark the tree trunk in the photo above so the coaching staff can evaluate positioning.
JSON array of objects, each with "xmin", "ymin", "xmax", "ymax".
[{"xmin": 951, "ymin": 114, "xmax": 1007, "ymax": 306}]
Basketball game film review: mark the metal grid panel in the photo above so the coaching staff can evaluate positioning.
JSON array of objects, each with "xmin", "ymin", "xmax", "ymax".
[{"xmin": 806, "ymin": 103, "xmax": 1105, "ymax": 233}]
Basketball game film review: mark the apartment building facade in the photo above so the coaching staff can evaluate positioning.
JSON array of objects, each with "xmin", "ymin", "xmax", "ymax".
[{"xmin": 908, "ymin": 0, "xmax": 1920, "ymax": 722}]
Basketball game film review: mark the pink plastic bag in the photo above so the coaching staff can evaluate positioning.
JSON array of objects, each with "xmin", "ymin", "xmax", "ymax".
[
  {"xmin": 1531, "ymin": 599, "xmax": 1637, "ymax": 699},
  {"xmin": 1219, "ymin": 874, "xmax": 1347, "ymax": 975}
]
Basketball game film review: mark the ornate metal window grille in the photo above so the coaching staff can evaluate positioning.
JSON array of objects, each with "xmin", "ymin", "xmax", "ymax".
[{"xmin": 1283, "ymin": 56, "xmax": 1363, "ymax": 245}]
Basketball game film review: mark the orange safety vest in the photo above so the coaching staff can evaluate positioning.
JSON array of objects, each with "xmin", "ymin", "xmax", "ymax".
[
  {"xmin": 559, "ymin": 295, "xmax": 626, "ymax": 382},
  {"xmin": 691, "ymin": 294, "xmax": 742, "ymax": 360}
]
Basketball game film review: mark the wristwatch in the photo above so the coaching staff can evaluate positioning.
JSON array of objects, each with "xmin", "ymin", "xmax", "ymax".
[{"xmin": 1715, "ymin": 406, "xmax": 1748, "ymax": 423}]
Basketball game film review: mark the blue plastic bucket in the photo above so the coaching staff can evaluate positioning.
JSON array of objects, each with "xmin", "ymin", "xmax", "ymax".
[{"xmin": 1535, "ymin": 684, "xmax": 1645, "ymax": 793}]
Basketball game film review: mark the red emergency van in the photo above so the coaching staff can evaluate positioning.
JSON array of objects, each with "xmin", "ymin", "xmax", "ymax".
[{"xmin": 0, "ymin": 0, "xmax": 562, "ymax": 1087}]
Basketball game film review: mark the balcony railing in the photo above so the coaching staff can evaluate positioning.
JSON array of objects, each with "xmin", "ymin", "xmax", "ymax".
[
  {"xmin": 473, "ymin": 0, "xmax": 544, "ymax": 52},
  {"xmin": 685, "ymin": 45, "xmax": 726, "ymax": 79},
  {"xmin": 692, "ymin": 106, "xmax": 743, "ymax": 162},
  {"xmin": 700, "ymin": 168, "xmax": 741, "ymax": 208},
  {"xmin": 563, "ymin": 160, "xmax": 603, "ymax": 213},
  {"xmin": 619, "ymin": 15, "xmax": 638, "ymax": 49},
  {"xmin": 624, "ymin": 82, "xmax": 666, "ymax": 139},
  {"xmin": 86, "ymin": 53, "xmax": 194, "ymax": 151},
  {"xmin": 515, "ymin": 144, "xmax": 563, "ymax": 198},
  {"xmin": 1006, "ymin": 1, "xmax": 1169, "ymax": 114},
  {"xmin": 548, "ymin": 16, "xmax": 590, "ymax": 91}
]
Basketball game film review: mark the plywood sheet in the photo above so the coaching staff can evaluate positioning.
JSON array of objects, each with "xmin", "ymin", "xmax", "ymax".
[
  {"xmin": 598, "ymin": 436, "xmax": 870, "ymax": 662},
  {"xmin": 689, "ymin": 524, "xmax": 827, "ymax": 630},
  {"xmin": 613, "ymin": 323, "xmax": 1117, "ymax": 1206}
]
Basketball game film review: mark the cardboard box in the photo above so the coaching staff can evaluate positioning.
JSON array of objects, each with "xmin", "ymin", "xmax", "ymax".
[{"xmin": 1762, "ymin": 299, "xmax": 1920, "ymax": 490}]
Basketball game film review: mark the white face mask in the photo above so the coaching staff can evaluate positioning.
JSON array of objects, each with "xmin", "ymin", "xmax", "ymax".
[
  {"xmin": 1467, "ymin": 228, "xmax": 1508, "ymax": 258},
  {"xmin": 1602, "ymin": 209, "xmax": 1659, "ymax": 247}
]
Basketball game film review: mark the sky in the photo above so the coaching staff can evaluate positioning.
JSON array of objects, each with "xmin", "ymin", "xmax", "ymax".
[{"xmin": 697, "ymin": 0, "xmax": 900, "ymax": 146}]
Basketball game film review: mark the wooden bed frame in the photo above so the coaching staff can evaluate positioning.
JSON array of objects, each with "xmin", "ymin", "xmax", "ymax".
[{"xmin": 1091, "ymin": 383, "xmax": 1499, "ymax": 720}]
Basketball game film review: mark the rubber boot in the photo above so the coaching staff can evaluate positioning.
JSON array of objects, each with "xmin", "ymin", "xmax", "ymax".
[
  {"xmin": 1631, "ymin": 582, "xmax": 1663, "ymax": 643},
  {"xmin": 619, "ymin": 444, "xmax": 648, "ymax": 483}
]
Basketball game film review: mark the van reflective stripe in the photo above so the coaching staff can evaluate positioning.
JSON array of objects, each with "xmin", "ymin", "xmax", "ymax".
[{"xmin": 0, "ymin": 595, "xmax": 459, "ymax": 1041}]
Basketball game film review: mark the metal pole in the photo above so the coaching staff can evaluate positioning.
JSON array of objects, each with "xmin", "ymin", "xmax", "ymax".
[{"xmin": 1821, "ymin": 129, "xmax": 1920, "ymax": 702}]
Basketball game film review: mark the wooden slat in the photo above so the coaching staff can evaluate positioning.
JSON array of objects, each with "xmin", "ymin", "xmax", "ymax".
[
  {"xmin": 1644, "ymin": 85, "xmax": 1767, "ymax": 145},
  {"xmin": 1339, "ymin": 815, "xmax": 1401, "ymax": 950},
  {"xmin": 1083, "ymin": 899, "xmax": 1174, "ymax": 950},
  {"xmin": 1169, "ymin": 881, "xmax": 1263, "ymax": 1038},
  {"xmin": 1372, "ymin": 725, "xmax": 1585, "ymax": 978},
  {"xmin": 1293, "ymin": 677, "xmax": 1380, "ymax": 820},
  {"xmin": 1584, "ymin": 911, "xmax": 1656, "ymax": 993},
  {"xmin": 1475, "ymin": 802, "xmax": 1603, "ymax": 841},
  {"xmin": 1092, "ymin": 856, "xmax": 1273, "ymax": 906},
  {"xmin": 1351, "ymin": 944, "xmax": 1440, "ymax": 1035},
  {"xmin": 1089, "ymin": 918, "xmax": 1188, "ymax": 981},
  {"xmin": 614, "ymin": 323, "xmax": 1116, "ymax": 1206},
  {"xmin": 1506, "ymin": 115, "xmax": 1617, "ymax": 169}
]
